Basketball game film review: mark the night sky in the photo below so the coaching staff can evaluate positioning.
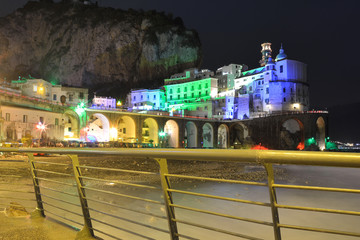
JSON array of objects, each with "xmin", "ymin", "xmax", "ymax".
[{"xmin": 1, "ymin": 0, "xmax": 360, "ymax": 110}]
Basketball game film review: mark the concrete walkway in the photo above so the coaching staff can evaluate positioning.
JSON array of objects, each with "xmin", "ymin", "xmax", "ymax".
[{"xmin": 0, "ymin": 211, "xmax": 79, "ymax": 240}]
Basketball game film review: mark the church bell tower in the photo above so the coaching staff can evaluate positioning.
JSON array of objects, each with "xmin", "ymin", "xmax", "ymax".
[{"xmin": 259, "ymin": 42, "xmax": 272, "ymax": 66}]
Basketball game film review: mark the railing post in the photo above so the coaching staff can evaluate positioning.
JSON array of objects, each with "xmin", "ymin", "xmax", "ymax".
[
  {"xmin": 27, "ymin": 153, "xmax": 45, "ymax": 218},
  {"xmin": 264, "ymin": 163, "xmax": 281, "ymax": 240},
  {"xmin": 155, "ymin": 158, "xmax": 179, "ymax": 240},
  {"xmin": 69, "ymin": 154, "xmax": 95, "ymax": 239}
]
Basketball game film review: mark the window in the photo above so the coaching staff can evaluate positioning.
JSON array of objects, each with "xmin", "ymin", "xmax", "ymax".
[
  {"xmin": 23, "ymin": 115, "xmax": 27, "ymax": 123},
  {"xmin": 205, "ymin": 90, "xmax": 208, "ymax": 95},
  {"xmin": 170, "ymin": 96, "xmax": 173, "ymax": 100},
  {"xmin": 267, "ymin": 66, "xmax": 269, "ymax": 70},
  {"xmin": 134, "ymin": 96, "xmax": 136, "ymax": 101},
  {"xmin": 177, "ymin": 88, "xmax": 180, "ymax": 93},
  {"xmin": 191, "ymin": 86, "xmax": 194, "ymax": 91},
  {"xmin": 55, "ymin": 118, "xmax": 59, "ymax": 126},
  {"xmin": 184, "ymin": 87, "xmax": 187, "ymax": 92},
  {"xmin": 266, "ymin": 88, "xmax": 269, "ymax": 94},
  {"xmin": 184, "ymin": 93, "xmax": 187, "ymax": 98},
  {"xmin": 170, "ymin": 89, "xmax": 173, "ymax": 94},
  {"xmin": 283, "ymin": 97, "xmax": 286, "ymax": 102},
  {"xmin": 40, "ymin": 117, "xmax": 44, "ymax": 123},
  {"xmin": 192, "ymin": 93, "xmax": 194, "ymax": 98},
  {"xmin": 228, "ymin": 99, "xmax": 230, "ymax": 103},
  {"xmin": 5, "ymin": 113, "xmax": 10, "ymax": 121},
  {"xmin": 153, "ymin": 95, "xmax": 156, "ymax": 100},
  {"xmin": 177, "ymin": 94, "xmax": 180, "ymax": 99},
  {"xmin": 262, "ymin": 80, "xmax": 264, "ymax": 84},
  {"xmin": 68, "ymin": 127, "xmax": 71, "ymax": 132},
  {"xmin": 205, "ymin": 83, "xmax": 208, "ymax": 88},
  {"xmin": 79, "ymin": 92, "xmax": 84, "ymax": 99},
  {"xmin": 141, "ymin": 95, "xmax": 143, "ymax": 100},
  {"xmin": 205, "ymin": 106, "xmax": 208, "ymax": 110},
  {"xmin": 69, "ymin": 95, "xmax": 73, "ymax": 102},
  {"xmin": 283, "ymin": 88, "xmax": 286, "ymax": 93},
  {"xmin": 280, "ymin": 65, "xmax": 283, "ymax": 73},
  {"xmin": 53, "ymin": 94, "xmax": 57, "ymax": 101},
  {"xmin": 291, "ymin": 88, "xmax": 293, "ymax": 93},
  {"xmin": 198, "ymin": 91, "xmax": 201, "ymax": 97},
  {"xmin": 249, "ymin": 86, "xmax": 252, "ymax": 91},
  {"xmin": 33, "ymin": 85, "xmax": 37, "ymax": 92},
  {"xmin": 147, "ymin": 95, "xmax": 149, "ymax": 100},
  {"xmin": 265, "ymin": 99, "xmax": 269, "ymax": 104}
]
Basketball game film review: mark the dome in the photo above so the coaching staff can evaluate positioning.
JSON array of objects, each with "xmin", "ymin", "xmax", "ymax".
[{"xmin": 275, "ymin": 44, "xmax": 287, "ymax": 61}]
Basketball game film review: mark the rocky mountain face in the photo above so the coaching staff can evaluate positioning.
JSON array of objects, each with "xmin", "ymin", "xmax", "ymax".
[{"xmin": 0, "ymin": 1, "xmax": 202, "ymax": 97}]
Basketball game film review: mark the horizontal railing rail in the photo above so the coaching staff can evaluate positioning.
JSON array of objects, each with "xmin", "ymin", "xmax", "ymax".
[{"xmin": 0, "ymin": 148, "xmax": 360, "ymax": 240}]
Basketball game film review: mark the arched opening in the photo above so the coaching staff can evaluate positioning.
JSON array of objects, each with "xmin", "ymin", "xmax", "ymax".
[
  {"xmin": 185, "ymin": 121, "xmax": 197, "ymax": 148},
  {"xmin": 164, "ymin": 120, "xmax": 179, "ymax": 148},
  {"xmin": 218, "ymin": 124, "xmax": 229, "ymax": 149},
  {"xmin": 63, "ymin": 111, "xmax": 80, "ymax": 140},
  {"xmin": 142, "ymin": 118, "xmax": 159, "ymax": 146},
  {"xmin": 202, "ymin": 123, "xmax": 214, "ymax": 148},
  {"xmin": 316, "ymin": 117, "xmax": 326, "ymax": 150},
  {"xmin": 230, "ymin": 123, "xmax": 249, "ymax": 148},
  {"xmin": 86, "ymin": 113, "xmax": 110, "ymax": 142},
  {"xmin": 280, "ymin": 118, "xmax": 304, "ymax": 150},
  {"xmin": 117, "ymin": 116, "xmax": 136, "ymax": 143}
]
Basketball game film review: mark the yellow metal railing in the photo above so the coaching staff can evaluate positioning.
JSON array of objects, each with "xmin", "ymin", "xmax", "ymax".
[{"xmin": 1, "ymin": 148, "xmax": 360, "ymax": 240}]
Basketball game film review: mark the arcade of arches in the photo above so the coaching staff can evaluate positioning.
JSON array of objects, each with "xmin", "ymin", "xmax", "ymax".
[{"xmin": 78, "ymin": 112, "xmax": 327, "ymax": 150}]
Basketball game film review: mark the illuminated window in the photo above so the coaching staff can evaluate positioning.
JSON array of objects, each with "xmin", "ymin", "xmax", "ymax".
[
  {"xmin": 33, "ymin": 85, "xmax": 37, "ymax": 92},
  {"xmin": 23, "ymin": 115, "xmax": 27, "ymax": 123},
  {"xmin": 280, "ymin": 65, "xmax": 283, "ymax": 73}
]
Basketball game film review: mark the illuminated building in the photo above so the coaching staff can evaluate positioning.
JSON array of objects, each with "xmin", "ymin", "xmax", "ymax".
[
  {"xmin": 92, "ymin": 95, "xmax": 116, "ymax": 108},
  {"xmin": 128, "ymin": 43, "xmax": 309, "ymax": 120},
  {"xmin": 11, "ymin": 78, "xmax": 88, "ymax": 106},
  {"xmin": 128, "ymin": 88, "xmax": 165, "ymax": 111},
  {"xmin": 164, "ymin": 69, "xmax": 218, "ymax": 118}
]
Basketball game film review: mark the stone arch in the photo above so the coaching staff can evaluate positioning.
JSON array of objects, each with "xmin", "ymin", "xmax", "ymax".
[
  {"xmin": 185, "ymin": 121, "xmax": 197, "ymax": 148},
  {"xmin": 230, "ymin": 122, "xmax": 249, "ymax": 148},
  {"xmin": 63, "ymin": 110, "xmax": 80, "ymax": 139},
  {"xmin": 280, "ymin": 118, "xmax": 304, "ymax": 150},
  {"xmin": 117, "ymin": 116, "xmax": 136, "ymax": 143},
  {"xmin": 142, "ymin": 118, "xmax": 159, "ymax": 146},
  {"xmin": 316, "ymin": 117, "xmax": 326, "ymax": 150},
  {"xmin": 164, "ymin": 120, "xmax": 179, "ymax": 148},
  {"xmin": 202, "ymin": 123, "xmax": 214, "ymax": 148},
  {"xmin": 86, "ymin": 113, "xmax": 110, "ymax": 142},
  {"xmin": 218, "ymin": 124, "xmax": 229, "ymax": 149}
]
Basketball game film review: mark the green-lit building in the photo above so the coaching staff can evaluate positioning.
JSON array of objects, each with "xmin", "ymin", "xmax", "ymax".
[{"xmin": 163, "ymin": 69, "xmax": 218, "ymax": 118}]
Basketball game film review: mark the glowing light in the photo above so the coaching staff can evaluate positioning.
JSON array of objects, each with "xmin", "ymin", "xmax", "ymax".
[
  {"xmin": 38, "ymin": 86, "xmax": 44, "ymax": 94},
  {"xmin": 159, "ymin": 132, "xmax": 166, "ymax": 137},
  {"xmin": 117, "ymin": 100, "xmax": 122, "ymax": 106},
  {"xmin": 297, "ymin": 142, "xmax": 304, "ymax": 150},
  {"xmin": 75, "ymin": 101, "xmax": 86, "ymax": 116},
  {"xmin": 293, "ymin": 103, "xmax": 300, "ymax": 109},
  {"xmin": 251, "ymin": 144, "xmax": 268, "ymax": 150},
  {"xmin": 110, "ymin": 127, "xmax": 118, "ymax": 140}
]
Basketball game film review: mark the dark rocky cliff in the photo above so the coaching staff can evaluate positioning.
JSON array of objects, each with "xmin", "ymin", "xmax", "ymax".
[{"xmin": 0, "ymin": 1, "xmax": 202, "ymax": 97}]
